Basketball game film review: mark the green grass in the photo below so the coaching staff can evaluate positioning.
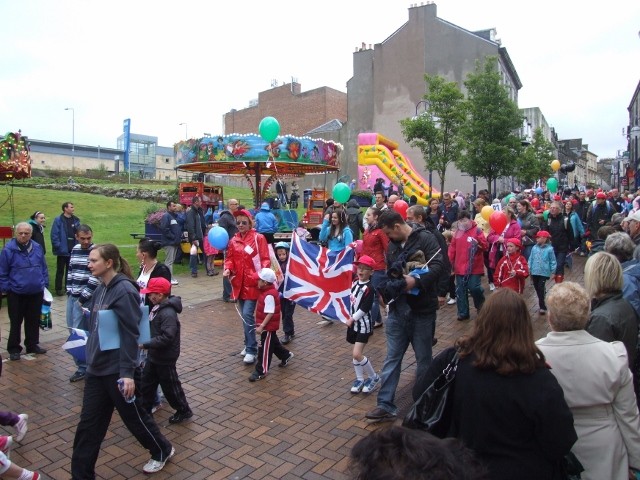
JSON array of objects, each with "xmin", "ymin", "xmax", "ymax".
[{"xmin": 0, "ymin": 183, "xmax": 307, "ymax": 287}]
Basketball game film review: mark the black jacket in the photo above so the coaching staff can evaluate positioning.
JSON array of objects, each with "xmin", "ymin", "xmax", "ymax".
[
  {"xmin": 386, "ymin": 223, "xmax": 444, "ymax": 314},
  {"xmin": 186, "ymin": 206, "xmax": 205, "ymax": 243},
  {"xmin": 217, "ymin": 210, "xmax": 238, "ymax": 239},
  {"xmin": 414, "ymin": 347, "xmax": 577, "ymax": 480},
  {"xmin": 543, "ymin": 213, "xmax": 573, "ymax": 253},
  {"xmin": 346, "ymin": 199, "xmax": 364, "ymax": 240},
  {"xmin": 142, "ymin": 295, "xmax": 183, "ymax": 365}
]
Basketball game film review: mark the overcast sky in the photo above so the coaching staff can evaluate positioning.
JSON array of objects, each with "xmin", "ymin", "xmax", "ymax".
[{"xmin": 2, "ymin": 0, "xmax": 639, "ymax": 159}]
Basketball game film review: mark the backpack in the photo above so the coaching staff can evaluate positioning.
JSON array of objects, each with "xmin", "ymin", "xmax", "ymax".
[{"xmin": 590, "ymin": 199, "xmax": 613, "ymax": 215}]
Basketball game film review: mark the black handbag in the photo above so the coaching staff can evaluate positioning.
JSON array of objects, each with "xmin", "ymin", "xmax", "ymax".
[{"xmin": 402, "ymin": 351, "xmax": 459, "ymax": 437}]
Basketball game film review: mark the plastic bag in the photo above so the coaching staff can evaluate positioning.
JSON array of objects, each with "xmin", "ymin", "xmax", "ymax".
[{"xmin": 40, "ymin": 288, "xmax": 53, "ymax": 330}]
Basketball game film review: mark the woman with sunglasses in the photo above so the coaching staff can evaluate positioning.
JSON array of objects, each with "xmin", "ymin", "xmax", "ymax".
[{"xmin": 223, "ymin": 209, "xmax": 271, "ymax": 365}]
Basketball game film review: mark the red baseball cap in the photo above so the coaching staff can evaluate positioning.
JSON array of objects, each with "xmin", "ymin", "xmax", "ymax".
[
  {"xmin": 596, "ymin": 192, "xmax": 607, "ymax": 199},
  {"xmin": 506, "ymin": 238, "xmax": 521, "ymax": 248},
  {"xmin": 354, "ymin": 255, "xmax": 376, "ymax": 269},
  {"xmin": 140, "ymin": 277, "xmax": 171, "ymax": 295},
  {"xmin": 536, "ymin": 231, "xmax": 551, "ymax": 239}
]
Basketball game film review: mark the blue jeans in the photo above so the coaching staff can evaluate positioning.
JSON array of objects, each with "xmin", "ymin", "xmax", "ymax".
[
  {"xmin": 189, "ymin": 253, "xmax": 199, "ymax": 274},
  {"xmin": 376, "ymin": 309, "xmax": 435, "ymax": 414},
  {"xmin": 66, "ymin": 295, "xmax": 87, "ymax": 372},
  {"xmin": 370, "ymin": 270, "xmax": 386, "ymax": 325},
  {"xmin": 238, "ymin": 299, "xmax": 257, "ymax": 355},
  {"xmin": 455, "ymin": 274, "xmax": 484, "ymax": 318}
]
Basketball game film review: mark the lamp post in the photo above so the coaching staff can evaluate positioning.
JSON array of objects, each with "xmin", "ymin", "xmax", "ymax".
[
  {"xmin": 414, "ymin": 100, "xmax": 434, "ymax": 198},
  {"xmin": 179, "ymin": 122, "xmax": 188, "ymax": 139},
  {"xmin": 64, "ymin": 107, "xmax": 75, "ymax": 172},
  {"xmin": 631, "ymin": 125, "xmax": 640, "ymax": 190}
]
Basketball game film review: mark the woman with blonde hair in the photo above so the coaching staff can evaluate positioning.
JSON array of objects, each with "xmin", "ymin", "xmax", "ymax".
[
  {"xmin": 413, "ymin": 288, "xmax": 576, "ymax": 479},
  {"xmin": 584, "ymin": 251, "xmax": 639, "ymax": 366},
  {"xmin": 537, "ymin": 281, "xmax": 640, "ymax": 480}
]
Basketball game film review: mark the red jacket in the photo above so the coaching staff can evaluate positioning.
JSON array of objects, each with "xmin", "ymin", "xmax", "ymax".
[
  {"xmin": 224, "ymin": 229, "xmax": 270, "ymax": 301},
  {"xmin": 362, "ymin": 226, "xmax": 389, "ymax": 271},
  {"xmin": 448, "ymin": 222, "xmax": 488, "ymax": 276},
  {"xmin": 256, "ymin": 283, "xmax": 281, "ymax": 331},
  {"xmin": 493, "ymin": 252, "xmax": 529, "ymax": 293},
  {"xmin": 487, "ymin": 220, "xmax": 522, "ymax": 268}
]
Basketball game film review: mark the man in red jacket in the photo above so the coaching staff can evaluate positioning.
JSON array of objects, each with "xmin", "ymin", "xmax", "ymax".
[{"xmin": 448, "ymin": 210, "xmax": 488, "ymax": 321}]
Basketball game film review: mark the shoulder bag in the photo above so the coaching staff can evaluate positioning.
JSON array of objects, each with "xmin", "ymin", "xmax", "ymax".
[{"xmin": 402, "ymin": 351, "xmax": 459, "ymax": 438}]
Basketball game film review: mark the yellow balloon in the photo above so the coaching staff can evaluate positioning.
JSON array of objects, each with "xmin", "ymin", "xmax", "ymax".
[
  {"xmin": 551, "ymin": 159, "xmax": 561, "ymax": 172},
  {"xmin": 481, "ymin": 205, "xmax": 494, "ymax": 221}
]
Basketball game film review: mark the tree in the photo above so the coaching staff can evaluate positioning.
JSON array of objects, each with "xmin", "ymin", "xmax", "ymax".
[
  {"xmin": 400, "ymin": 75, "xmax": 466, "ymax": 197},
  {"xmin": 515, "ymin": 127, "xmax": 554, "ymax": 187},
  {"xmin": 457, "ymin": 56, "xmax": 524, "ymax": 197}
]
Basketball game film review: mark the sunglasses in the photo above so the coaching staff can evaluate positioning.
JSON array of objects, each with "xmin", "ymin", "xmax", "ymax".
[{"xmin": 236, "ymin": 220, "xmax": 249, "ymax": 226}]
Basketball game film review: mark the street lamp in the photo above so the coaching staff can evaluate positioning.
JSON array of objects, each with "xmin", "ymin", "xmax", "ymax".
[
  {"xmin": 179, "ymin": 122, "xmax": 188, "ymax": 139},
  {"xmin": 414, "ymin": 100, "xmax": 433, "ymax": 198},
  {"xmin": 631, "ymin": 125, "xmax": 640, "ymax": 190},
  {"xmin": 64, "ymin": 107, "xmax": 75, "ymax": 172}
]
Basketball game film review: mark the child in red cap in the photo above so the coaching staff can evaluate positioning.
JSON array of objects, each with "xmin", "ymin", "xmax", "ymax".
[
  {"xmin": 528, "ymin": 231, "xmax": 557, "ymax": 314},
  {"xmin": 139, "ymin": 277, "xmax": 192, "ymax": 424},
  {"xmin": 346, "ymin": 255, "xmax": 380, "ymax": 394},
  {"xmin": 493, "ymin": 238, "xmax": 529, "ymax": 293}
]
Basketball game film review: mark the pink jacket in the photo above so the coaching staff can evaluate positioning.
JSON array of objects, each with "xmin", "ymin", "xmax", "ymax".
[
  {"xmin": 448, "ymin": 221, "xmax": 488, "ymax": 276},
  {"xmin": 487, "ymin": 220, "xmax": 521, "ymax": 268},
  {"xmin": 224, "ymin": 229, "xmax": 271, "ymax": 301}
]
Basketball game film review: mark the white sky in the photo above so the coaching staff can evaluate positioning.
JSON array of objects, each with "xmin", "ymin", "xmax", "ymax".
[{"xmin": 2, "ymin": 0, "xmax": 639, "ymax": 159}]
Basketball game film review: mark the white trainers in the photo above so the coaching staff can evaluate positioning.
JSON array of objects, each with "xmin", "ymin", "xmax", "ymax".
[
  {"xmin": 170, "ymin": 279, "xmax": 179, "ymax": 286},
  {"xmin": 362, "ymin": 375, "xmax": 381, "ymax": 393},
  {"xmin": 143, "ymin": 447, "xmax": 175, "ymax": 473},
  {"xmin": 447, "ymin": 298, "xmax": 456, "ymax": 305},
  {"xmin": 489, "ymin": 283, "xmax": 496, "ymax": 292},
  {"xmin": 243, "ymin": 353, "xmax": 256, "ymax": 364},
  {"xmin": 14, "ymin": 414, "xmax": 28, "ymax": 442},
  {"xmin": 239, "ymin": 348, "xmax": 246, "ymax": 356}
]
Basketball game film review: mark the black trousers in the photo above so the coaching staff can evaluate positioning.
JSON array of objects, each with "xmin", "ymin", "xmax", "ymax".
[
  {"xmin": 71, "ymin": 373, "xmax": 172, "ymax": 480},
  {"xmin": 55, "ymin": 255, "xmax": 71, "ymax": 292},
  {"xmin": 531, "ymin": 275, "xmax": 549, "ymax": 310},
  {"xmin": 141, "ymin": 361, "xmax": 190, "ymax": 414},
  {"xmin": 255, "ymin": 331, "xmax": 290, "ymax": 376},
  {"xmin": 281, "ymin": 298, "xmax": 296, "ymax": 336},
  {"xmin": 7, "ymin": 291, "xmax": 42, "ymax": 354}
]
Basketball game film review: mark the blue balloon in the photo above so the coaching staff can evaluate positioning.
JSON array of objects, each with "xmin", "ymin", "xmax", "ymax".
[
  {"xmin": 535, "ymin": 187, "xmax": 543, "ymax": 195},
  {"xmin": 208, "ymin": 226, "xmax": 229, "ymax": 250}
]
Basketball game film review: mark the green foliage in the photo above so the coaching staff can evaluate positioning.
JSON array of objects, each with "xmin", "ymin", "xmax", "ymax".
[
  {"xmin": 400, "ymin": 75, "xmax": 466, "ymax": 195},
  {"xmin": 515, "ymin": 127, "xmax": 555, "ymax": 187},
  {"xmin": 457, "ymin": 56, "xmax": 524, "ymax": 196}
]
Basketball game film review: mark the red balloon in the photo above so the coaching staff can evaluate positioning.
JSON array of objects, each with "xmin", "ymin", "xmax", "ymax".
[
  {"xmin": 393, "ymin": 199, "xmax": 409, "ymax": 220},
  {"xmin": 489, "ymin": 211, "xmax": 508, "ymax": 232},
  {"xmin": 530, "ymin": 198, "xmax": 540, "ymax": 208}
]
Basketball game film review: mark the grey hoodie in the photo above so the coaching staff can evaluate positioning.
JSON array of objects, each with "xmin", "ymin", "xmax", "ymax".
[{"xmin": 86, "ymin": 273, "xmax": 142, "ymax": 378}]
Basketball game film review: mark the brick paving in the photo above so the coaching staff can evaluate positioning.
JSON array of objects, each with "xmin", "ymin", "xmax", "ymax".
[{"xmin": 0, "ymin": 256, "xmax": 586, "ymax": 479}]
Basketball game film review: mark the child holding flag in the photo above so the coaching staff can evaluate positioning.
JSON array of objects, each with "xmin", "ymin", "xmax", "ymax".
[
  {"xmin": 346, "ymin": 255, "xmax": 380, "ymax": 394},
  {"xmin": 249, "ymin": 268, "xmax": 294, "ymax": 382}
]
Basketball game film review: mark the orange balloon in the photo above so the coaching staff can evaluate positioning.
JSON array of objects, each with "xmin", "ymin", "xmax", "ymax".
[
  {"xmin": 551, "ymin": 159, "xmax": 561, "ymax": 172},
  {"xmin": 481, "ymin": 205, "xmax": 494, "ymax": 221}
]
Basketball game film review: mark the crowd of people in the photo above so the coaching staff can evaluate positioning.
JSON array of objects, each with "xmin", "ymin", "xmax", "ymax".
[{"xmin": 3, "ymin": 182, "xmax": 640, "ymax": 478}]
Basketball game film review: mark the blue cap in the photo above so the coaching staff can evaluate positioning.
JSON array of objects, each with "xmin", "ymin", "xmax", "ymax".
[
  {"xmin": 274, "ymin": 241, "xmax": 290, "ymax": 250},
  {"xmin": 260, "ymin": 202, "xmax": 270, "ymax": 211}
]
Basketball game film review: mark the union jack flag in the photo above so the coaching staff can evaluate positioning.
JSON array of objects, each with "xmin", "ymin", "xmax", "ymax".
[{"xmin": 283, "ymin": 233, "xmax": 355, "ymax": 323}]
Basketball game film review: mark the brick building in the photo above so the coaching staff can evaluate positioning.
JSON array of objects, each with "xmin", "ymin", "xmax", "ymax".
[{"xmin": 222, "ymin": 82, "xmax": 347, "ymax": 137}]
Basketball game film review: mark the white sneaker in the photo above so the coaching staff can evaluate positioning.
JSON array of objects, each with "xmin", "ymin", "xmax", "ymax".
[
  {"xmin": 143, "ymin": 447, "xmax": 175, "ymax": 473},
  {"xmin": 238, "ymin": 348, "xmax": 246, "ymax": 356},
  {"xmin": 447, "ymin": 298, "xmax": 456, "ymax": 305},
  {"xmin": 316, "ymin": 319, "xmax": 332, "ymax": 326},
  {"xmin": 14, "ymin": 414, "xmax": 27, "ymax": 442},
  {"xmin": 489, "ymin": 283, "xmax": 496, "ymax": 292},
  {"xmin": 243, "ymin": 353, "xmax": 256, "ymax": 364},
  {"xmin": 170, "ymin": 279, "xmax": 179, "ymax": 285},
  {"xmin": 13, "ymin": 413, "xmax": 29, "ymax": 442}
]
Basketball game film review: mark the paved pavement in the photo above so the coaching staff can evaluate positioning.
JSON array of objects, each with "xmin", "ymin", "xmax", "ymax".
[{"xmin": 0, "ymin": 256, "xmax": 586, "ymax": 479}]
